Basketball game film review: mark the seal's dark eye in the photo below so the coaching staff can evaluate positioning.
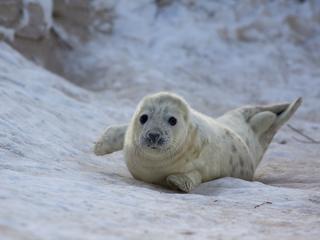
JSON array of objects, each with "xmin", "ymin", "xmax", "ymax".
[
  {"xmin": 168, "ymin": 116, "xmax": 177, "ymax": 126},
  {"xmin": 139, "ymin": 114, "xmax": 148, "ymax": 125}
]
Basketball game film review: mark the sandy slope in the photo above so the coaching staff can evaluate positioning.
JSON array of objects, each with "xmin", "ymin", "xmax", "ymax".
[{"xmin": 1, "ymin": 1, "xmax": 320, "ymax": 239}]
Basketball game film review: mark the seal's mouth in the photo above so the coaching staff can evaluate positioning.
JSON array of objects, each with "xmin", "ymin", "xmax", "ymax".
[
  {"xmin": 137, "ymin": 135, "xmax": 174, "ymax": 156},
  {"xmin": 145, "ymin": 139, "xmax": 165, "ymax": 150},
  {"xmin": 141, "ymin": 136, "xmax": 167, "ymax": 151},
  {"xmin": 149, "ymin": 145, "xmax": 160, "ymax": 150}
]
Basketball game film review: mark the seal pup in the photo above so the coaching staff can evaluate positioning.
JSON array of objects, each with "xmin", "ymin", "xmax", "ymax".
[{"xmin": 94, "ymin": 92, "xmax": 302, "ymax": 192}]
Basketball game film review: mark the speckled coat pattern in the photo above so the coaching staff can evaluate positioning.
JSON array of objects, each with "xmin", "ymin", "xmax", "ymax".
[{"xmin": 96, "ymin": 92, "xmax": 302, "ymax": 192}]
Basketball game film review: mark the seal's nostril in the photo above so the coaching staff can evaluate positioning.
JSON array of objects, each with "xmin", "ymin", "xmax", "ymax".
[{"xmin": 148, "ymin": 133, "xmax": 160, "ymax": 143}]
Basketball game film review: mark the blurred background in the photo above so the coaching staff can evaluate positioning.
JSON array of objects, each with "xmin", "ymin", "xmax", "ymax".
[{"xmin": 1, "ymin": 0, "xmax": 320, "ymax": 117}]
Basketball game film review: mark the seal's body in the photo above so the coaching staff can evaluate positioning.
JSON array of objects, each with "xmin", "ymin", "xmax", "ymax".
[{"xmin": 94, "ymin": 92, "xmax": 302, "ymax": 192}]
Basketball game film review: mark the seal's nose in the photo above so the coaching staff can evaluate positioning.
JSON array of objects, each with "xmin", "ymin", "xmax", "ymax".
[{"xmin": 148, "ymin": 132, "xmax": 160, "ymax": 143}]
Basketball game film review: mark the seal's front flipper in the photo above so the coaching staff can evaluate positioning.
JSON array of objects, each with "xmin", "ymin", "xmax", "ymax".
[
  {"xmin": 94, "ymin": 124, "xmax": 128, "ymax": 155},
  {"xmin": 166, "ymin": 170, "xmax": 202, "ymax": 193}
]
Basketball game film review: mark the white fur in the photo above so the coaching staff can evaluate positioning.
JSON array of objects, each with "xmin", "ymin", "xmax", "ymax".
[{"xmin": 95, "ymin": 92, "xmax": 302, "ymax": 192}]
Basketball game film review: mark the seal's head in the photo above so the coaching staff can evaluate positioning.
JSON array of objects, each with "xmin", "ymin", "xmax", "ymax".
[{"xmin": 129, "ymin": 92, "xmax": 190, "ymax": 158}]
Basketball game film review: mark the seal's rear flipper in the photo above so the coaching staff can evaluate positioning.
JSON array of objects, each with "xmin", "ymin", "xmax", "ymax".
[
  {"xmin": 272, "ymin": 97, "xmax": 302, "ymax": 131},
  {"xmin": 249, "ymin": 97, "xmax": 302, "ymax": 135},
  {"xmin": 249, "ymin": 111, "xmax": 276, "ymax": 135},
  {"xmin": 249, "ymin": 97, "xmax": 302, "ymax": 148}
]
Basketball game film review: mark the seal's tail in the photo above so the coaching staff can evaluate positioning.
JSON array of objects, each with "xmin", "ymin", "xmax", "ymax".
[{"xmin": 249, "ymin": 97, "xmax": 302, "ymax": 146}]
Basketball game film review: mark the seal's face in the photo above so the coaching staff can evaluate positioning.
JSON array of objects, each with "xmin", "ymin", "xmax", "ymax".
[{"xmin": 133, "ymin": 93, "xmax": 189, "ymax": 157}]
